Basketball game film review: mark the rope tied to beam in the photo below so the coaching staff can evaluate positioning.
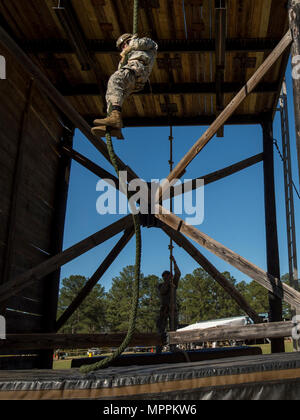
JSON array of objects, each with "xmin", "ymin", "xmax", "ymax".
[{"xmin": 80, "ymin": 0, "xmax": 141, "ymax": 374}]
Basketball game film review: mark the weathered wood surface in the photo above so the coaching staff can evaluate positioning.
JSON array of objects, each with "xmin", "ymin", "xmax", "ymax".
[
  {"xmin": 172, "ymin": 153, "xmax": 264, "ymax": 198},
  {"xmin": 0, "ymin": 333, "xmax": 163, "ymax": 352},
  {"xmin": 162, "ymin": 224, "xmax": 262, "ymax": 324},
  {"xmin": 155, "ymin": 206, "xmax": 300, "ymax": 309},
  {"xmin": 0, "ymin": 215, "xmax": 133, "ymax": 304},
  {"xmin": 169, "ymin": 320, "xmax": 300, "ymax": 344},
  {"xmin": 157, "ymin": 30, "xmax": 293, "ymax": 201}
]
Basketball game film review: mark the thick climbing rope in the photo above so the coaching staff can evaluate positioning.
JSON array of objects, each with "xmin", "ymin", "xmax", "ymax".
[{"xmin": 80, "ymin": 0, "xmax": 141, "ymax": 374}]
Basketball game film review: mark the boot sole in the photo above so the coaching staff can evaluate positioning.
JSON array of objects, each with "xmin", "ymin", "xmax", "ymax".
[{"xmin": 91, "ymin": 126, "xmax": 124, "ymax": 140}]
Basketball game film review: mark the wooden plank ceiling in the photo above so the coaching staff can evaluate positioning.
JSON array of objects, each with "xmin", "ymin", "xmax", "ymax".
[{"xmin": 0, "ymin": 0, "xmax": 290, "ymax": 127}]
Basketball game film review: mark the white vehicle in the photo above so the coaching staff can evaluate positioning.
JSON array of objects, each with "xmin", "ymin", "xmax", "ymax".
[{"xmin": 87, "ymin": 348, "xmax": 102, "ymax": 356}]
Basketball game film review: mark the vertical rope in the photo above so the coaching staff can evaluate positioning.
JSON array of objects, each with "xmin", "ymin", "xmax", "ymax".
[
  {"xmin": 133, "ymin": 0, "xmax": 139, "ymax": 34},
  {"xmin": 80, "ymin": 0, "xmax": 141, "ymax": 374}
]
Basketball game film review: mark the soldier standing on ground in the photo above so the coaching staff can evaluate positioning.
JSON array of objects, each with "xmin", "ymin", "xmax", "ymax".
[
  {"xmin": 156, "ymin": 256, "xmax": 181, "ymax": 353},
  {"xmin": 92, "ymin": 33, "xmax": 158, "ymax": 133}
]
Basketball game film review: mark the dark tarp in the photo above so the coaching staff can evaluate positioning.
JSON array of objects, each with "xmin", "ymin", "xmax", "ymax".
[{"xmin": 0, "ymin": 352, "xmax": 300, "ymax": 400}]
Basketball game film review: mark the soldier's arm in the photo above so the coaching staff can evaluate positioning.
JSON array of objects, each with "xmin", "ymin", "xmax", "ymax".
[{"xmin": 172, "ymin": 257, "xmax": 181, "ymax": 289}]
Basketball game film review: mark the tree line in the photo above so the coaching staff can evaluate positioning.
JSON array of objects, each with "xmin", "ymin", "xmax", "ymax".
[{"xmin": 57, "ymin": 267, "xmax": 291, "ymax": 334}]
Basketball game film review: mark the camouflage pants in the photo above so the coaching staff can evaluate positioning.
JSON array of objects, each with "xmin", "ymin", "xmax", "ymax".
[
  {"xmin": 156, "ymin": 305, "xmax": 179, "ymax": 335},
  {"xmin": 106, "ymin": 60, "xmax": 149, "ymax": 113}
]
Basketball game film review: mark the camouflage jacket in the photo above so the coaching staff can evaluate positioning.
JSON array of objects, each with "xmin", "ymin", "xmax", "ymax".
[{"xmin": 118, "ymin": 36, "xmax": 158, "ymax": 75}]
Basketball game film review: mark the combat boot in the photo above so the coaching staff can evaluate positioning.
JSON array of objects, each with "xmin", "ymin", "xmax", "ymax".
[{"xmin": 93, "ymin": 109, "xmax": 123, "ymax": 129}]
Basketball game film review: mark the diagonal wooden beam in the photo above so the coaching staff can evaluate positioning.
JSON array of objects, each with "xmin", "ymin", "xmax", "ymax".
[
  {"xmin": 171, "ymin": 153, "xmax": 264, "ymax": 198},
  {"xmin": 62, "ymin": 146, "xmax": 120, "ymax": 190},
  {"xmin": 155, "ymin": 205, "xmax": 300, "ymax": 309},
  {"xmin": 56, "ymin": 227, "xmax": 134, "ymax": 331},
  {"xmin": 0, "ymin": 215, "xmax": 133, "ymax": 305},
  {"xmin": 156, "ymin": 30, "xmax": 293, "ymax": 201},
  {"xmin": 0, "ymin": 24, "xmax": 138, "ymax": 183},
  {"xmin": 161, "ymin": 224, "xmax": 262, "ymax": 324}
]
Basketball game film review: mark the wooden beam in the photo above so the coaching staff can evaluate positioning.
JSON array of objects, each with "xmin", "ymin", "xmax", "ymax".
[
  {"xmin": 22, "ymin": 38, "xmax": 282, "ymax": 55},
  {"xmin": 156, "ymin": 30, "xmax": 293, "ymax": 201},
  {"xmin": 1, "ymin": 79, "xmax": 34, "ymax": 287},
  {"xmin": 0, "ymin": 215, "xmax": 133, "ymax": 305},
  {"xmin": 154, "ymin": 205, "xmax": 300, "ymax": 309},
  {"xmin": 84, "ymin": 113, "xmax": 265, "ymax": 128},
  {"xmin": 55, "ymin": 0, "xmax": 106, "ymax": 102},
  {"xmin": 0, "ymin": 24, "xmax": 138, "ymax": 183},
  {"xmin": 169, "ymin": 320, "xmax": 300, "ymax": 345},
  {"xmin": 162, "ymin": 224, "xmax": 262, "ymax": 324},
  {"xmin": 56, "ymin": 81, "xmax": 278, "ymax": 97},
  {"xmin": 262, "ymin": 118, "xmax": 284, "ymax": 353},
  {"xmin": 0, "ymin": 332, "xmax": 162, "ymax": 352},
  {"xmin": 62, "ymin": 146, "xmax": 120, "ymax": 190},
  {"xmin": 56, "ymin": 227, "xmax": 134, "ymax": 331},
  {"xmin": 172, "ymin": 153, "xmax": 264, "ymax": 198},
  {"xmin": 288, "ymin": 0, "xmax": 300, "ymax": 188}
]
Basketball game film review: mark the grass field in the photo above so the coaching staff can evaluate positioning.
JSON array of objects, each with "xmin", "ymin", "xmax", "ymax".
[{"xmin": 52, "ymin": 341, "xmax": 295, "ymax": 370}]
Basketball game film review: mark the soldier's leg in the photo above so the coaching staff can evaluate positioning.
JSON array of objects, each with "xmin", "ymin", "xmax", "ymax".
[
  {"xmin": 106, "ymin": 67, "xmax": 136, "ymax": 113},
  {"xmin": 156, "ymin": 306, "xmax": 168, "ymax": 354},
  {"xmin": 93, "ymin": 68, "xmax": 136, "ymax": 130}
]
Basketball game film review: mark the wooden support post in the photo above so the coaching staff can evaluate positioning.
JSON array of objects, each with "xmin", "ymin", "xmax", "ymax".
[
  {"xmin": 288, "ymin": 0, "xmax": 300, "ymax": 188},
  {"xmin": 156, "ymin": 30, "xmax": 293, "ymax": 201},
  {"xmin": 38, "ymin": 119, "xmax": 75, "ymax": 369},
  {"xmin": 0, "ymin": 215, "xmax": 133, "ymax": 304},
  {"xmin": 162, "ymin": 224, "xmax": 262, "ymax": 324},
  {"xmin": 169, "ymin": 320, "xmax": 300, "ymax": 345},
  {"xmin": 56, "ymin": 227, "xmax": 134, "ymax": 331},
  {"xmin": 262, "ymin": 118, "xmax": 285, "ymax": 353},
  {"xmin": 154, "ymin": 206, "xmax": 300, "ymax": 309}
]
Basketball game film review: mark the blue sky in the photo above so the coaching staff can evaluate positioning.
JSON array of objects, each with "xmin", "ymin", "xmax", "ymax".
[{"xmin": 60, "ymin": 61, "xmax": 300, "ymax": 293}]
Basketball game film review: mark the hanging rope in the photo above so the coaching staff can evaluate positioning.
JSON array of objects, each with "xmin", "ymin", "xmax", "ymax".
[{"xmin": 80, "ymin": 0, "xmax": 141, "ymax": 374}]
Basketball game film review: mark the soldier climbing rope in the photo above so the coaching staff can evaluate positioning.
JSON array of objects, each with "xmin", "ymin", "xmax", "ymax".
[{"xmin": 80, "ymin": 0, "xmax": 143, "ymax": 374}]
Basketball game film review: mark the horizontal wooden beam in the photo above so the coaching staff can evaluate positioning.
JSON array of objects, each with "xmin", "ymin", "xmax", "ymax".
[
  {"xmin": 162, "ymin": 225, "xmax": 262, "ymax": 324},
  {"xmin": 0, "ymin": 332, "xmax": 162, "ymax": 352},
  {"xmin": 155, "ymin": 206, "xmax": 300, "ymax": 309},
  {"xmin": 0, "ymin": 215, "xmax": 133, "ymax": 305},
  {"xmin": 22, "ymin": 38, "xmax": 282, "ymax": 54},
  {"xmin": 56, "ymin": 82, "xmax": 278, "ymax": 97},
  {"xmin": 169, "ymin": 320, "xmax": 300, "ymax": 344}
]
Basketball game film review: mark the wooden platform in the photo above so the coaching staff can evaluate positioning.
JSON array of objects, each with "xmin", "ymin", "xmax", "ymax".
[
  {"xmin": 1, "ymin": 351, "xmax": 300, "ymax": 400},
  {"xmin": 0, "ymin": 0, "xmax": 290, "ymax": 127}
]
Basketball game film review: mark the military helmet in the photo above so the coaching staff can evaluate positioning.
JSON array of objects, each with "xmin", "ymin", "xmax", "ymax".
[{"xmin": 116, "ymin": 33, "xmax": 133, "ymax": 50}]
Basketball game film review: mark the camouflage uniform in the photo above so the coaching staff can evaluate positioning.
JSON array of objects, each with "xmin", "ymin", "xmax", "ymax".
[{"xmin": 106, "ymin": 36, "xmax": 158, "ymax": 113}]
